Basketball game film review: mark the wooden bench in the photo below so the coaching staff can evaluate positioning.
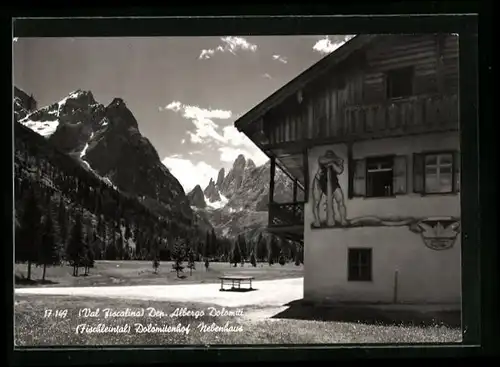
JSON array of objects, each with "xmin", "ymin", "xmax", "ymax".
[{"xmin": 219, "ymin": 276, "xmax": 254, "ymax": 291}]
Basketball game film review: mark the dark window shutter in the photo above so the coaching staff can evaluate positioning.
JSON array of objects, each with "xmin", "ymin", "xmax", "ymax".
[
  {"xmin": 454, "ymin": 151, "xmax": 460, "ymax": 193},
  {"xmin": 393, "ymin": 155, "xmax": 407, "ymax": 194},
  {"xmin": 353, "ymin": 159, "xmax": 366, "ymax": 196},
  {"xmin": 413, "ymin": 153, "xmax": 424, "ymax": 193}
]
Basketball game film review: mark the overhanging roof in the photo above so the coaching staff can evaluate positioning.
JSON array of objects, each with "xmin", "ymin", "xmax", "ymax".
[{"xmin": 234, "ymin": 34, "xmax": 382, "ymax": 132}]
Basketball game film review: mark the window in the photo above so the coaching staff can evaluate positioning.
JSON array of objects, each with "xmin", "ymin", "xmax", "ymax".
[
  {"xmin": 386, "ymin": 66, "xmax": 414, "ymax": 99},
  {"xmin": 352, "ymin": 155, "xmax": 407, "ymax": 198},
  {"xmin": 424, "ymin": 153, "xmax": 453, "ymax": 193},
  {"xmin": 348, "ymin": 248, "xmax": 372, "ymax": 281},
  {"xmin": 413, "ymin": 152, "xmax": 459, "ymax": 194},
  {"xmin": 366, "ymin": 156, "xmax": 394, "ymax": 197}
]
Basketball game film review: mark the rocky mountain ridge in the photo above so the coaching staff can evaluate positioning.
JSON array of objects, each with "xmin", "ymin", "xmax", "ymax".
[
  {"xmin": 188, "ymin": 153, "xmax": 303, "ymax": 240},
  {"xmin": 16, "ymin": 88, "xmax": 208, "ymax": 232}
]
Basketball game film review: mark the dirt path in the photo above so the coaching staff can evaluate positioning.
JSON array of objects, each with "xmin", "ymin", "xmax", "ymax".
[{"xmin": 15, "ymin": 277, "xmax": 304, "ymax": 309}]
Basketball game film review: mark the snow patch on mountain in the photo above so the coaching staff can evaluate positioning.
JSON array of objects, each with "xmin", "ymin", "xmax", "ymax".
[
  {"xmin": 18, "ymin": 90, "xmax": 93, "ymax": 138},
  {"xmin": 19, "ymin": 116, "xmax": 59, "ymax": 137},
  {"xmin": 58, "ymin": 90, "xmax": 86, "ymax": 107},
  {"xmin": 80, "ymin": 132, "xmax": 94, "ymax": 159},
  {"xmin": 204, "ymin": 193, "xmax": 229, "ymax": 209},
  {"xmin": 103, "ymin": 177, "xmax": 118, "ymax": 190}
]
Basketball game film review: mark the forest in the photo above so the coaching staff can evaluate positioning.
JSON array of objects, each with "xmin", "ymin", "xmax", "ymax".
[{"xmin": 14, "ymin": 122, "xmax": 304, "ymax": 280}]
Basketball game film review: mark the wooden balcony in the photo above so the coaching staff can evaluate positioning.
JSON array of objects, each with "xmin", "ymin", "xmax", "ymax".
[
  {"xmin": 259, "ymin": 93, "xmax": 459, "ymax": 154},
  {"xmin": 343, "ymin": 93, "xmax": 458, "ymax": 136},
  {"xmin": 269, "ymin": 201, "xmax": 305, "ymax": 228}
]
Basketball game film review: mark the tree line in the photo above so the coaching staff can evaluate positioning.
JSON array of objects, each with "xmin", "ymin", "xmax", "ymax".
[
  {"xmin": 15, "ymin": 184, "xmax": 96, "ymax": 280},
  {"xmin": 14, "ymin": 122, "xmax": 207, "ymax": 263},
  {"xmin": 229, "ymin": 233, "xmax": 304, "ymax": 267},
  {"xmin": 14, "ymin": 122, "xmax": 304, "ymax": 282},
  {"xmin": 15, "ymin": 179, "xmax": 304, "ymax": 282}
]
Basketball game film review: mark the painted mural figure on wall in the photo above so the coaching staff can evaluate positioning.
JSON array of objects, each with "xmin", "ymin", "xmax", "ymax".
[{"xmin": 311, "ymin": 149, "xmax": 348, "ymax": 228}]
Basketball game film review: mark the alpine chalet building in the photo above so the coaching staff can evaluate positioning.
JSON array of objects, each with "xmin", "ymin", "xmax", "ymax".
[{"xmin": 234, "ymin": 34, "xmax": 461, "ymax": 307}]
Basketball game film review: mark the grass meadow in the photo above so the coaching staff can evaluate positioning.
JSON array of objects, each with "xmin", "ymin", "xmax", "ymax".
[
  {"xmin": 14, "ymin": 260, "xmax": 461, "ymax": 346},
  {"xmin": 15, "ymin": 260, "xmax": 303, "ymax": 287},
  {"xmin": 15, "ymin": 295, "xmax": 462, "ymax": 346}
]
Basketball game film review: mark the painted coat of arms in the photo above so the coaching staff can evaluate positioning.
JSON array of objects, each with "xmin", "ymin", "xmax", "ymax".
[{"xmin": 409, "ymin": 217, "xmax": 461, "ymax": 251}]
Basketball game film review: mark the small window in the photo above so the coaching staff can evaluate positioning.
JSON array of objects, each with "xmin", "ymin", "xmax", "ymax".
[
  {"xmin": 386, "ymin": 66, "xmax": 414, "ymax": 99},
  {"xmin": 366, "ymin": 156, "xmax": 394, "ymax": 197},
  {"xmin": 348, "ymin": 248, "xmax": 372, "ymax": 281},
  {"xmin": 424, "ymin": 153, "xmax": 454, "ymax": 193}
]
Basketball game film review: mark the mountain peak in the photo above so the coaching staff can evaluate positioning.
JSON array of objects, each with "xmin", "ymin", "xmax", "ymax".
[
  {"xmin": 64, "ymin": 89, "xmax": 96, "ymax": 103},
  {"xmin": 246, "ymin": 158, "xmax": 256, "ymax": 170},
  {"xmin": 191, "ymin": 184, "xmax": 203, "ymax": 193},
  {"xmin": 188, "ymin": 184, "xmax": 207, "ymax": 209},
  {"xmin": 110, "ymin": 97, "xmax": 126, "ymax": 107},
  {"xmin": 54, "ymin": 90, "xmax": 98, "ymax": 114},
  {"xmin": 105, "ymin": 98, "xmax": 138, "ymax": 129},
  {"xmin": 70, "ymin": 89, "xmax": 90, "ymax": 96},
  {"xmin": 203, "ymin": 177, "xmax": 221, "ymax": 203},
  {"xmin": 232, "ymin": 154, "xmax": 246, "ymax": 170},
  {"xmin": 216, "ymin": 168, "xmax": 225, "ymax": 187},
  {"xmin": 14, "ymin": 86, "xmax": 37, "ymax": 121}
]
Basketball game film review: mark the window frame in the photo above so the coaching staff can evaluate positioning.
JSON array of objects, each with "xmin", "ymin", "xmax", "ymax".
[
  {"xmin": 348, "ymin": 248, "xmax": 373, "ymax": 282},
  {"xmin": 421, "ymin": 150, "xmax": 457, "ymax": 195},
  {"xmin": 385, "ymin": 66, "xmax": 415, "ymax": 100},
  {"xmin": 365, "ymin": 155, "xmax": 396, "ymax": 198}
]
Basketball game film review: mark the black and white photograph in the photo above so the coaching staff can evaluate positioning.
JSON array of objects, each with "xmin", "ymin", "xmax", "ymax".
[{"xmin": 13, "ymin": 31, "xmax": 463, "ymax": 346}]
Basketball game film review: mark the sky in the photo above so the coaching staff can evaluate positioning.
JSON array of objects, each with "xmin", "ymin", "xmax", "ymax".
[{"xmin": 13, "ymin": 35, "xmax": 352, "ymax": 192}]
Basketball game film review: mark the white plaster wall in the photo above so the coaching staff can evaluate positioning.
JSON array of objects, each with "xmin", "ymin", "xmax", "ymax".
[
  {"xmin": 303, "ymin": 131, "xmax": 461, "ymax": 304},
  {"xmin": 304, "ymin": 226, "xmax": 462, "ymax": 304},
  {"xmin": 349, "ymin": 131, "xmax": 461, "ymax": 218}
]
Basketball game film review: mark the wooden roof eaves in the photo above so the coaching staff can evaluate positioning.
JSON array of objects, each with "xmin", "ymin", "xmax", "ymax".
[{"xmin": 234, "ymin": 34, "xmax": 382, "ymax": 133}]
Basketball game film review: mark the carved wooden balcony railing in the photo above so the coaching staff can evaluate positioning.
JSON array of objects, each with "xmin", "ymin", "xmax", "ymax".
[
  {"xmin": 343, "ymin": 93, "xmax": 459, "ymax": 135},
  {"xmin": 269, "ymin": 201, "xmax": 305, "ymax": 228},
  {"xmin": 261, "ymin": 93, "xmax": 459, "ymax": 148}
]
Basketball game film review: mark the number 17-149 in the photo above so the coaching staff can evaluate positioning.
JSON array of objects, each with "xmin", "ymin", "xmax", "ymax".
[{"xmin": 43, "ymin": 309, "xmax": 68, "ymax": 318}]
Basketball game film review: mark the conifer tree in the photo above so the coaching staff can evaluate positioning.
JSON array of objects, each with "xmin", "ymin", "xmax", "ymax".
[
  {"xmin": 171, "ymin": 238, "xmax": 185, "ymax": 278},
  {"xmin": 232, "ymin": 241, "xmax": 241, "ymax": 267},
  {"xmin": 204, "ymin": 232, "xmax": 210, "ymax": 260},
  {"xmin": 67, "ymin": 211, "xmax": 85, "ymax": 276},
  {"xmin": 269, "ymin": 236, "xmax": 280, "ymax": 263},
  {"xmin": 258, "ymin": 235, "xmax": 267, "ymax": 262},
  {"xmin": 57, "ymin": 196, "xmax": 68, "ymax": 253},
  {"xmin": 38, "ymin": 211, "xmax": 60, "ymax": 281},
  {"xmin": 17, "ymin": 186, "xmax": 42, "ymax": 280},
  {"xmin": 278, "ymin": 250, "xmax": 286, "ymax": 266},
  {"xmin": 151, "ymin": 233, "xmax": 160, "ymax": 273},
  {"xmin": 116, "ymin": 223, "xmax": 124, "ymax": 260},
  {"xmin": 256, "ymin": 233, "xmax": 263, "ymax": 261},
  {"xmin": 150, "ymin": 239, "xmax": 160, "ymax": 274},
  {"xmin": 238, "ymin": 235, "xmax": 247, "ymax": 263},
  {"xmin": 250, "ymin": 251, "xmax": 257, "ymax": 267},
  {"xmin": 83, "ymin": 231, "xmax": 95, "ymax": 276},
  {"xmin": 124, "ymin": 220, "xmax": 132, "ymax": 241},
  {"xmin": 187, "ymin": 248, "xmax": 196, "ymax": 276},
  {"xmin": 210, "ymin": 229, "xmax": 217, "ymax": 258},
  {"xmin": 204, "ymin": 258, "xmax": 209, "ymax": 271},
  {"xmin": 268, "ymin": 237, "xmax": 275, "ymax": 266},
  {"xmin": 295, "ymin": 244, "xmax": 301, "ymax": 266}
]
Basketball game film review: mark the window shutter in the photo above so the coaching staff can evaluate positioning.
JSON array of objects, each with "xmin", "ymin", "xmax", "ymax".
[
  {"xmin": 393, "ymin": 155, "xmax": 407, "ymax": 194},
  {"xmin": 454, "ymin": 151, "xmax": 460, "ymax": 192},
  {"xmin": 413, "ymin": 153, "xmax": 424, "ymax": 193},
  {"xmin": 353, "ymin": 159, "xmax": 366, "ymax": 196}
]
